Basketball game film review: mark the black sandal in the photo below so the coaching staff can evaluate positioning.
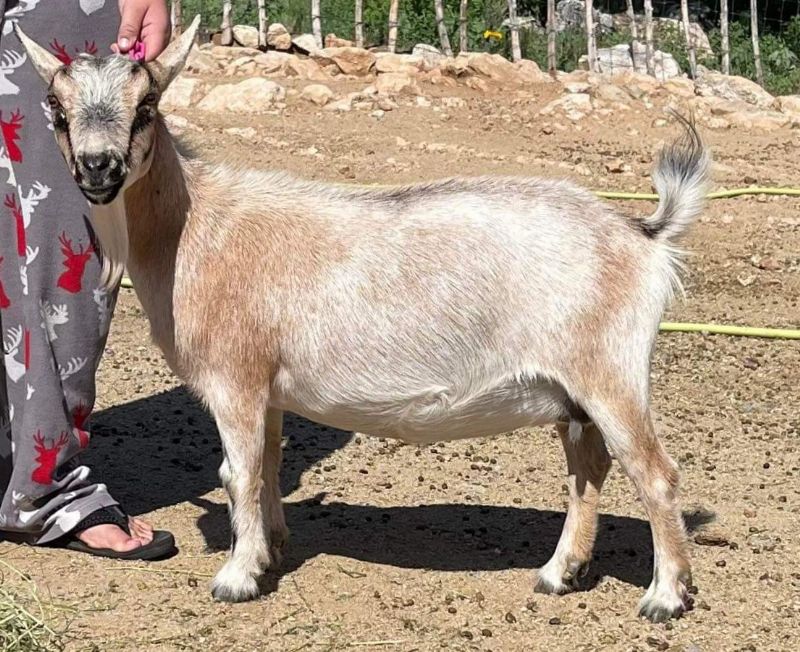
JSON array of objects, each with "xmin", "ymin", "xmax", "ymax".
[{"xmin": 60, "ymin": 506, "xmax": 177, "ymax": 561}]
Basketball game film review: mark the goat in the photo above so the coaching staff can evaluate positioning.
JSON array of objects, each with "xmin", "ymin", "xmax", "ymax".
[{"xmin": 17, "ymin": 17, "xmax": 709, "ymax": 622}]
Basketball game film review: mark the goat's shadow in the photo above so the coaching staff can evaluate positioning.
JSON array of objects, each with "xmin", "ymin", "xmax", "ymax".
[{"xmin": 89, "ymin": 387, "xmax": 714, "ymax": 592}]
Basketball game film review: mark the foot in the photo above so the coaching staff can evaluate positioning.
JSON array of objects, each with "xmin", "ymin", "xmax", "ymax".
[
  {"xmin": 76, "ymin": 516, "xmax": 154, "ymax": 553},
  {"xmin": 534, "ymin": 557, "xmax": 589, "ymax": 595},
  {"xmin": 638, "ymin": 575, "xmax": 693, "ymax": 623}
]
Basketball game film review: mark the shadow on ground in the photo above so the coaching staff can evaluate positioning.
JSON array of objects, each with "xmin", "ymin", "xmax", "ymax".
[{"xmin": 91, "ymin": 387, "xmax": 714, "ymax": 592}]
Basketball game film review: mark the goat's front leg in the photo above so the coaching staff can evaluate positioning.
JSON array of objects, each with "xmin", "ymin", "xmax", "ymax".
[
  {"xmin": 536, "ymin": 422, "xmax": 611, "ymax": 594},
  {"xmin": 210, "ymin": 399, "xmax": 270, "ymax": 602},
  {"xmin": 263, "ymin": 408, "xmax": 288, "ymax": 566}
]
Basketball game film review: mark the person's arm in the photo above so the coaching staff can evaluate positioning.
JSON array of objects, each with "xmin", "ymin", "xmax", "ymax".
[{"xmin": 114, "ymin": 0, "xmax": 171, "ymax": 61}]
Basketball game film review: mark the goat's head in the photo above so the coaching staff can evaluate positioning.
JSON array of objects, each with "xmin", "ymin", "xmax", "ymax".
[{"xmin": 15, "ymin": 16, "xmax": 200, "ymax": 205}]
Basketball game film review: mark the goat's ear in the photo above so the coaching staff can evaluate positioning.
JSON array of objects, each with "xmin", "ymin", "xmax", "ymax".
[
  {"xmin": 14, "ymin": 24, "xmax": 63, "ymax": 85},
  {"xmin": 150, "ymin": 14, "xmax": 201, "ymax": 91}
]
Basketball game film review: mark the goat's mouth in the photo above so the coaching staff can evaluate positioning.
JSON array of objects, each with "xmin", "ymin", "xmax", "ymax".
[{"xmin": 78, "ymin": 180, "xmax": 124, "ymax": 205}]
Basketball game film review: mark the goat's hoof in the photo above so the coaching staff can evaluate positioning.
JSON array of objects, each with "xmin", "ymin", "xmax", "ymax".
[
  {"xmin": 211, "ymin": 564, "xmax": 260, "ymax": 603},
  {"xmin": 534, "ymin": 559, "xmax": 588, "ymax": 595},
  {"xmin": 268, "ymin": 527, "xmax": 290, "ymax": 568},
  {"xmin": 638, "ymin": 583, "xmax": 693, "ymax": 623}
]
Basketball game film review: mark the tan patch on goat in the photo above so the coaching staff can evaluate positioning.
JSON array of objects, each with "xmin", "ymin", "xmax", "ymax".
[{"xmin": 567, "ymin": 225, "xmax": 642, "ymax": 394}]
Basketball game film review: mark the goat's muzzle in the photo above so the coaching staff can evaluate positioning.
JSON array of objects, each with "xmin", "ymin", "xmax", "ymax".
[{"xmin": 76, "ymin": 151, "xmax": 125, "ymax": 204}]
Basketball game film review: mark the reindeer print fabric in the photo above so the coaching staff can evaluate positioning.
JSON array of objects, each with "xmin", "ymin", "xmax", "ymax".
[{"xmin": 0, "ymin": 0, "xmax": 121, "ymax": 543}]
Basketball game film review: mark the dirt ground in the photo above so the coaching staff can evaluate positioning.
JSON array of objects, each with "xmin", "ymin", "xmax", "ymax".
[{"xmin": 1, "ymin": 75, "xmax": 799, "ymax": 652}]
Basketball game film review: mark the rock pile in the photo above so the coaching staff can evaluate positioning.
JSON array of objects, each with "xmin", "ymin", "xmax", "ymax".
[{"xmin": 165, "ymin": 23, "xmax": 800, "ymax": 132}]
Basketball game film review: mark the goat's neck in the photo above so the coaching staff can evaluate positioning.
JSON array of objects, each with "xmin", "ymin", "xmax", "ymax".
[{"xmin": 122, "ymin": 116, "xmax": 192, "ymax": 369}]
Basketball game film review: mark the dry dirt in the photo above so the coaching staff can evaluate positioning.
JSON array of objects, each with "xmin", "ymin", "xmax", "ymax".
[{"xmin": 1, "ymin": 75, "xmax": 799, "ymax": 652}]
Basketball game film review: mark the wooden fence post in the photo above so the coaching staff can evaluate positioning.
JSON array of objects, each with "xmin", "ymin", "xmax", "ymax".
[
  {"xmin": 388, "ymin": 0, "xmax": 400, "ymax": 53},
  {"xmin": 720, "ymin": 0, "xmax": 730, "ymax": 74},
  {"xmin": 680, "ymin": 0, "xmax": 697, "ymax": 78},
  {"xmin": 750, "ymin": 0, "xmax": 764, "ymax": 86},
  {"xmin": 434, "ymin": 0, "xmax": 453, "ymax": 57}
]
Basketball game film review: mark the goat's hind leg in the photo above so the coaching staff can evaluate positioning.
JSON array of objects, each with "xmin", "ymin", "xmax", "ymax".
[
  {"xmin": 536, "ymin": 421, "xmax": 611, "ymax": 594},
  {"xmin": 587, "ymin": 399, "xmax": 692, "ymax": 622},
  {"xmin": 209, "ymin": 391, "xmax": 271, "ymax": 602}
]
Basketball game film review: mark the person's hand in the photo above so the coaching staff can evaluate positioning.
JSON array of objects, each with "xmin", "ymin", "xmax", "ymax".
[{"xmin": 114, "ymin": 0, "xmax": 171, "ymax": 62}]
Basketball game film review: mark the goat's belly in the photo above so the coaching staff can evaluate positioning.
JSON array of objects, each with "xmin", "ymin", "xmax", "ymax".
[{"xmin": 273, "ymin": 378, "xmax": 567, "ymax": 444}]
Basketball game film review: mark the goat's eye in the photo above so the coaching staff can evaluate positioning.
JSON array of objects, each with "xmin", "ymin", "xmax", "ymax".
[
  {"xmin": 46, "ymin": 94, "xmax": 60, "ymax": 109},
  {"xmin": 141, "ymin": 93, "xmax": 158, "ymax": 106}
]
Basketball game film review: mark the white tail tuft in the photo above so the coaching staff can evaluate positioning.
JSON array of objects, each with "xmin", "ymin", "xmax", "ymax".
[{"xmin": 641, "ymin": 113, "xmax": 710, "ymax": 242}]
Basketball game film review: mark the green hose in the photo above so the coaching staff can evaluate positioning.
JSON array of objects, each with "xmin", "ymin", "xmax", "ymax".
[{"xmin": 117, "ymin": 185, "xmax": 800, "ymax": 341}]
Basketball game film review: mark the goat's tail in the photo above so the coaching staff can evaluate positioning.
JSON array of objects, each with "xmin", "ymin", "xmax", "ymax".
[{"xmin": 640, "ymin": 113, "xmax": 710, "ymax": 242}]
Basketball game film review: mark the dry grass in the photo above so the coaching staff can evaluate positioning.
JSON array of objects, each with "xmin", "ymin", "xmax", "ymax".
[{"xmin": 0, "ymin": 561, "xmax": 65, "ymax": 652}]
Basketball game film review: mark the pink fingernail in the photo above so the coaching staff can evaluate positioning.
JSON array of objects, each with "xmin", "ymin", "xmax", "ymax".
[{"xmin": 128, "ymin": 41, "xmax": 146, "ymax": 62}]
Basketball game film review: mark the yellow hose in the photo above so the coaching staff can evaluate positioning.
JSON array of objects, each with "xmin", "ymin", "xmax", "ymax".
[
  {"xmin": 117, "ymin": 186, "xmax": 800, "ymax": 341},
  {"xmin": 659, "ymin": 322, "xmax": 800, "ymax": 340},
  {"xmin": 595, "ymin": 186, "xmax": 800, "ymax": 201}
]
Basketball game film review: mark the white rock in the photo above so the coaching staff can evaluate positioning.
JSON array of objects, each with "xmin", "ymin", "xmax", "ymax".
[
  {"xmin": 233, "ymin": 25, "xmax": 260, "ymax": 49},
  {"xmin": 292, "ymin": 34, "xmax": 320, "ymax": 54},
  {"xmin": 301, "ymin": 84, "xmax": 334, "ymax": 106},
  {"xmin": 160, "ymin": 76, "xmax": 206, "ymax": 109},
  {"xmin": 198, "ymin": 78, "xmax": 286, "ymax": 113},
  {"xmin": 539, "ymin": 93, "xmax": 592, "ymax": 121},
  {"xmin": 164, "ymin": 114, "xmax": 189, "ymax": 134},
  {"xmin": 267, "ymin": 23, "xmax": 292, "ymax": 50},
  {"xmin": 375, "ymin": 72, "xmax": 419, "ymax": 95},
  {"xmin": 412, "ymin": 44, "xmax": 446, "ymax": 69},
  {"xmin": 224, "ymin": 127, "xmax": 258, "ymax": 140},
  {"xmin": 580, "ymin": 43, "xmax": 680, "ymax": 80},
  {"xmin": 185, "ymin": 48, "xmax": 221, "ymax": 74},
  {"xmin": 694, "ymin": 72, "xmax": 774, "ymax": 109},
  {"xmin": 254, "ymin": 51, "xmax": 292, "ymax": 74}
]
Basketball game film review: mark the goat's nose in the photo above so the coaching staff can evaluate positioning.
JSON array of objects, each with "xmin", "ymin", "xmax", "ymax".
[
  {"xmin": 82, "ymin": 152, "xmax": 111, "ymax": 174},
  {"xmin": 79, "ymin": 152, "xmax": 122, "ymax": 185}
]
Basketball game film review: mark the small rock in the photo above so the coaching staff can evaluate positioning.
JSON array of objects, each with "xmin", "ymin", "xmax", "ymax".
[
  {"xmin": 412, "ymin": 43, "xmax": 445, "ymax": 69},
  {"xmin": 325, "ymin": 33, "xmax": 354, "ymax": 48},
  {"xmin": 163, "ymin": 114, "xmax": 189, "ymax": 135},
  {"xmin": 370, "ymin": 109, "xmax": 385, "ymax": 119},
  {"xmin": 224, "ymin": 126, "xmax": 258, "ymax": 140},
  {"xmin": 441, "ymin": 96, "xmax": 466, "ymax": 108},
  {"xmin": 646, "ymin": 636, "xmax": 669, "ymax": 651},
  {"xmin": 312, "ymin": 47, "xmax": 376, "ymax": 76},
  {"xmin": 375, "ymin": 72, "xmax": 419, "ymax": 96},
  {"xmin": 160, "ymin": 76, "xmax": 206, "ymax": 109},
  {"xmin": 376, "ymin": 96, "xmax": 398, "ymax": 111},
  {"xmin": 253, "ymin": 51, "xmax": 291, "ymax": 74},
  {"xmin": 292, "ymin": 34, "xmax": 320, "ymax": 55},
  {"xmin": 605, "ymin": 158, "xmax": 631, "ymax": 174},
  {"xmin": 694, "ymin": 532, "xmax": 730, "ymax": 547},
  {"xmin": 564, "ymin": 81, "xmax": 591, "ymax": 94},
  {"xmin": 266, "ymin": 23, "xmax": 292, "ymax": 50},
  {"xmin": 232, "ymin": 25, "xmax": 259, "ymax": 49},
  {"xmin": 504, "ymin": 611, "xmax": 517, "ymax": 623},
  {"xmin": 198, "ymin": 78, "xmax": 286, "ymax": 113},
  {"xmin": 548, "ymin": 617, "xmax": 561, "ymax": 625},
  {"xmin": 301, "ymin": 84, "xmax": 334, "ymax": 106}
]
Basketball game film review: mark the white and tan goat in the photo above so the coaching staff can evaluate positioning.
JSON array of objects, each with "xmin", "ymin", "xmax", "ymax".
[{"xmin": 18, "ymin": 18, "xmax": 709, "ymax": 621}]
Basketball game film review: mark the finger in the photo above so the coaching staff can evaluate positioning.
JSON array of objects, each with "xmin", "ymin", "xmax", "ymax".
[
  {"xmin": 117, "ymin": 1, "xmax": 147, "ymax": 52},
  {"xmin": 142, "ymin": 29, "xmax": 169, "ymax": 62},
  {"xmin": 141, "ymin": 2, "xmax": 171, "ymax": 61}
]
